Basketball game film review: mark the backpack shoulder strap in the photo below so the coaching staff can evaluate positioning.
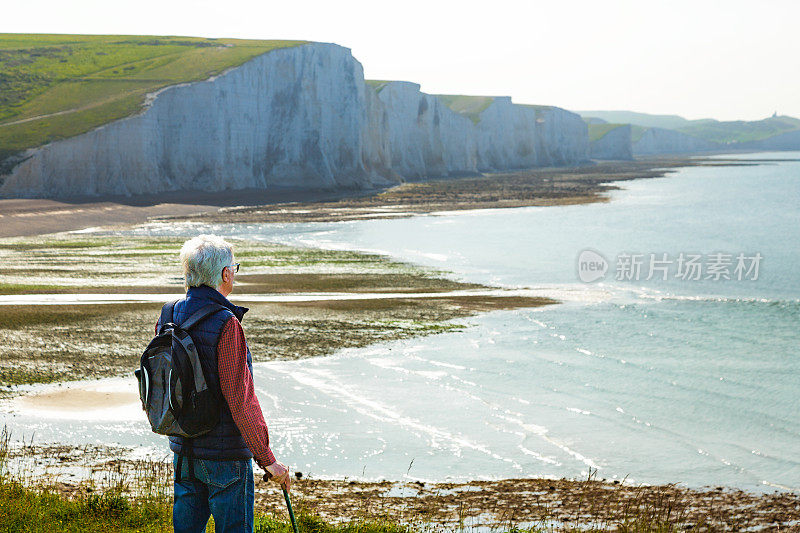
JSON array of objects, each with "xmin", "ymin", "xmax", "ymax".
[
  {"xmin": 159, "ymin": 300, "xmax": 178, "ymax": 330},
  {"xmin": 179, "ymin": 303, "xmax": 228, "ymax": 331}
]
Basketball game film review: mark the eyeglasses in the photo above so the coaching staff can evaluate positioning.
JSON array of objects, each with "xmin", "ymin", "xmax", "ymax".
[{"xmin": 226, "ymin": 263, "xmax": 240, "ymax": 275}]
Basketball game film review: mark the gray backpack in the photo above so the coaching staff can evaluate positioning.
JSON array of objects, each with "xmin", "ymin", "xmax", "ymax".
[{"xmin": 135, "ymin": 301, "xmax": 224, "ymax": 437}]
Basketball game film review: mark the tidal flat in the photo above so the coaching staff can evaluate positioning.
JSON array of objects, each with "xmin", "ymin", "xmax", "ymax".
[
  {"xmin": 0, "ymin": 234, "xmax": 553, "ymax": 391},
  {"xmin": 170, "ymin": 158, "xmax": 758, "ymax": 225}
]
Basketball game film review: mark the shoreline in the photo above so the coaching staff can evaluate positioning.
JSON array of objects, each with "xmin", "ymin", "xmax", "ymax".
[
  {"xmin": 5, "ymin": 373, "xmax": 797, "ymax": 496},
  {"xmin": 163, "ymin": 157, "xmax": 760, "ymax": 225},
  {"xmin": 2, "ymin": 421, "xmax": 798, "ymax": 529},
  {"xmin": 0, "ymin": 186, "xmax": 380, "ymax": 239},
  {"xmin": 0, "ymin": 156, "xmax": 759, "ymax": 238}
]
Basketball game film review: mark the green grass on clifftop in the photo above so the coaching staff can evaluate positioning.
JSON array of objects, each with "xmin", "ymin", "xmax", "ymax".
[
  {"xmin": 0, "ymin": 34, "xmax": 306, "ymax": 161},
  {"xmin": 588, "ymin": 123, "xmax": 625, "ymax": 142},
  {"xmin": 365, "ymin": 79, "xmax": 392, "ymax": 93},
  {"xmin": 630, "ymin": 124, "xmax": 647, "ymax": 143},
  {"xmin": 436, "ymin": 94, "xmax": 495, "ymax": 124}
]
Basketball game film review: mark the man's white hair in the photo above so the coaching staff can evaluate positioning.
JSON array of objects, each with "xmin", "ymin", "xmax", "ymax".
[{"xmin": 180, "ymin": 234, "xmax": 234, "ymax": 289}]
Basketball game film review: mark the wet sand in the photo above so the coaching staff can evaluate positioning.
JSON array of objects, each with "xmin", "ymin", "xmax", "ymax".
[
  {"xmin": 18, "ymin": 387, "xmax": 138, "ymax": 412},
  {"xmin": 0, "ymin": 198, "xmax": 217, "ymax": 239},
  {"xmin": 0, "ymin": 187, "xmax": 378, "ymax": 238}
]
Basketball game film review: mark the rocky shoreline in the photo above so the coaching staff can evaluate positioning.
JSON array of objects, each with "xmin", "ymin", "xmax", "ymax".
[
  {"xmin": 8, "ymin": 442, "xmax": 798, "ymax": 531},
  {"xmin": 167, "ymin": 157, "xmax": 755, "ymax": 225},
  {"xmin": 0, "ymin": 156, "xmax": 758, "ymax": 238}
]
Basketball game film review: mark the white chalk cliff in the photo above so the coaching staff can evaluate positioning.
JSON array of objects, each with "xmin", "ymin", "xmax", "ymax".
[
  {"xmin": 633, "ymin": 127, "xmax": 719, "ymax": 155},
  {"xmin": 590, "ymin": 125, "xmax": 633, "ymax": 160},
  {"xmin": 0, "ymin": 43, "xmax": 590, "ymax": 198},
  {"xmin": 529, "ymin": 105, "xmax": 591, "ymax": 166},
  {"xmin": 372, "ymin": 81, "xmax": 478, "ymax": 179}
]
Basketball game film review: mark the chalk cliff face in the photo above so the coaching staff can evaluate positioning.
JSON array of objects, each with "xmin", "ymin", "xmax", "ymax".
[
  {"xmin": 373, "ymin": 81, "xmax": 478, "ymax": 179},
  {"xmin": 590, "ymin": 125, "xmax": 633, "ymax": 160},
  {"xmin": 473, "ymin": 97, "xmax": 539, "ymax": 171},
  {"xmin": 633, "ymin": 127, "xmax": 718, "ymax": 155},
  {"xmin": 2, "ymin": 43, "xmax": 392, "ymax": 198},
  {"xmin": 375, "ymin": 86, "xmax": 589, "ymax": 177},
  {"xmin": 0, "ymin": 43, "xmax": 590, "ymax": 199},
  {"xmin": 532, "ymin": 106, "xmax": 590, "ymax": 166}
]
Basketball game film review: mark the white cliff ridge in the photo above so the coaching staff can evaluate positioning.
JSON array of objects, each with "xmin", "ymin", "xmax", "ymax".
[
  {"xmin": 632, "ymin": 127, "xmax": 719, "ymax": 156},
  {"xmin": 0, "ymin": 43, "xmax": 590, "ymax": 198},
  {"xmin": 590, "ymin": 124, "xmax": 633, "ymax": 160}
]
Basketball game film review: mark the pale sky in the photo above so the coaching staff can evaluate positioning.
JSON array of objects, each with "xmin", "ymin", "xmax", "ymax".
[{"xmin": 4, "ymin": 0, "xmax": 799, "ymax": 121}]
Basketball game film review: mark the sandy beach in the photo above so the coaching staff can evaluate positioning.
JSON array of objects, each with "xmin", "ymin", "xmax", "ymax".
[
  {"xmin": 17, "ymin": 386, "xmax": 138, "ymax": 412},
  {"xmin": 0, "ymin": 187, "xmax": 377, "ymax": 238}
]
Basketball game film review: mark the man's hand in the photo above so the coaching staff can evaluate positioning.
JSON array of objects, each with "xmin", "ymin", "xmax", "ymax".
[{"xmin": 264, "ymin": 462, "xmax": 291, "ymax": 491}]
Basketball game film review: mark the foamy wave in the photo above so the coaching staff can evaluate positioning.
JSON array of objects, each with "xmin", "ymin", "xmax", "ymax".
[
  {"xmin": 271, "ymin": 365, "xmax": 524, "ymax": 468},
  {"xmin": 625, "ymin": 285, "xmax": 799, "ymax": 305},
  {"xmin": 566, "ymin": 407, "xmax": 591, "ymax": 415}
]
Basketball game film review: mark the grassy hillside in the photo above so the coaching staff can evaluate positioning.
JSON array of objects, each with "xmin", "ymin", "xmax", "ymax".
[
  {"xmin": 578, "ymin": 109, "xmax": 800, "ymax": 145},
  {"xmin": 365, "ymin": 79, "xmax": 392, "ymax": 93},
  {"xmin": 630, "ymin": 124, "xmax": 647, "ymax": 143},
  {"xmin": 677, "ymin": 115, "xmax": 800, "ymax": 143},
  {"xmin": 588, "ymin": 123, "xmax": 625, "ymax": 142},
  {"xmin": 0, "ymin": 34, "xmax": 306, "ymax": 161},
  {"xmin": 436, "ymin": 94, "xmax": 495, "ymax": 124},
  {"xmin": 576, "ymin": 110, "xmax": 694, "ymax": 130}
]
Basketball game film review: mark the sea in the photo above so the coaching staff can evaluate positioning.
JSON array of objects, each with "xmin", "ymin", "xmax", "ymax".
[{"xmin": 2, "ymin": 152, "xmax": 798, "ymax": 492}]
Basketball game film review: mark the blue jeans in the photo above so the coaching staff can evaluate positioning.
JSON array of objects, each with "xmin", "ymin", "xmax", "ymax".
[{"xmin": 172, "ymin": 453, "xmax": 254, "ymax": 533}]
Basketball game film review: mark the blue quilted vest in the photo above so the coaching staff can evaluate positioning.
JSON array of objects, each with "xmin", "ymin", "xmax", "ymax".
[{"xmin": 159, "ymin": 284, "xmax": 254, "ymax": 460}]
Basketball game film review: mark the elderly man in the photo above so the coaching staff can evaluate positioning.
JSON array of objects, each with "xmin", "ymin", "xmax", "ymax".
[{"xmin": 159, "ymin": 234, "xmax": 290, "ymax": 532}]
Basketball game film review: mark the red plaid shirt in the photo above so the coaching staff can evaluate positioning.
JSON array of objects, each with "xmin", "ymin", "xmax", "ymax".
[
  {"xmin": 157, "ymin": 316, "xmax": 277, "ymax": 470},
  {"xmin": 217, "ymin": 316, "xmax": 276, "ymax": 470}
]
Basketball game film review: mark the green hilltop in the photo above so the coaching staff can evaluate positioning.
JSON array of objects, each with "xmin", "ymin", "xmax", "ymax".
[
  {"xmin": 364, "ymin": 79, "xmax": 392, "ymax": 92},
  {"xmin": 577, "ymin": 109, "xmax": 800, "ymax": 144},
  {"xmin": 0, "ymin": 34, "xmax": 306, "ymax": 160},
  {"xmin": 677, "ymin": 115, "xmax": 800, "ymax": 144},
  {"xmin": 630, "ymin": 124, "xmax": 647, "ymax": 143},
  {"xmin": 587, "ymin": 123, "xmax": 626, "ymax": 142},
  {"xmin": 577, "ymin": 110, "xmax": 693, "ymax": 130},
  {"xmin": 436, "ymin": 94, "xmax": 495, "ymax": 124},
  {"xmin": 521, "ymin": 103, "xmax": 556, "ymax": 115}
]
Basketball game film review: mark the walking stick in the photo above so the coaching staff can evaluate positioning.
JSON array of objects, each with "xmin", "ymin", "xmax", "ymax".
[
  {"xmin": 265, "ymin": 473, "xmax": 299, "ymax": 533},
  {"xmin": 283, "ymin": 488, "xmax": 299, "ymax": 533}
]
